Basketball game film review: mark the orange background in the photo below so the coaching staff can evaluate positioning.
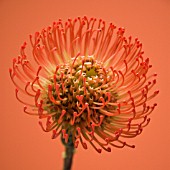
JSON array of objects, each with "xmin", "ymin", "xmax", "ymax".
[{"xmin": 0, "ymin": 0, "xmax": 170, "ymax": 170}]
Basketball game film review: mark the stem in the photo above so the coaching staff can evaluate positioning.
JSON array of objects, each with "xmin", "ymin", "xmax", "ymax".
[
  {"xmin": 61, "ymin": 133, "xmax": 75, "ymax": 170},
  {"xmin": 63, "ymin": 145, "xmax": 75, "ymax": 170}
]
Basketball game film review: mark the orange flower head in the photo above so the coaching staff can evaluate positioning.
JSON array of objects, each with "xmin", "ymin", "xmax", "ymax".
[{"xmin": 9, "ymin": 16, "xmax": 159, "ymax": 153}]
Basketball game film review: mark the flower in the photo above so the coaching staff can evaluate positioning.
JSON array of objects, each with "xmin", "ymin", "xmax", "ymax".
[{"xmin": 9, "ymin": 16, "xmax": 158, "ymax": 153}]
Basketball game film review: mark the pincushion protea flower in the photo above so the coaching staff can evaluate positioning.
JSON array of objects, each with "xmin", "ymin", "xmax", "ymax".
[{"xmin": 9, "ymin": 16, "xmax": 158, "ymax": 153}]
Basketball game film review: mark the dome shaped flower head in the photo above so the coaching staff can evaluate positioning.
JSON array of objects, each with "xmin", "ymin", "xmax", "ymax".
[{"xmin": 9, "ymin": 16, "xmax": 159, "ymax": 153}]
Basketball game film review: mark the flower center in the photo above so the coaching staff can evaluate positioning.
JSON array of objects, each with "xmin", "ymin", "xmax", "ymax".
[{"xmin": 42, "ymin": 55, "xmax": 118, "ymax": 131}]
